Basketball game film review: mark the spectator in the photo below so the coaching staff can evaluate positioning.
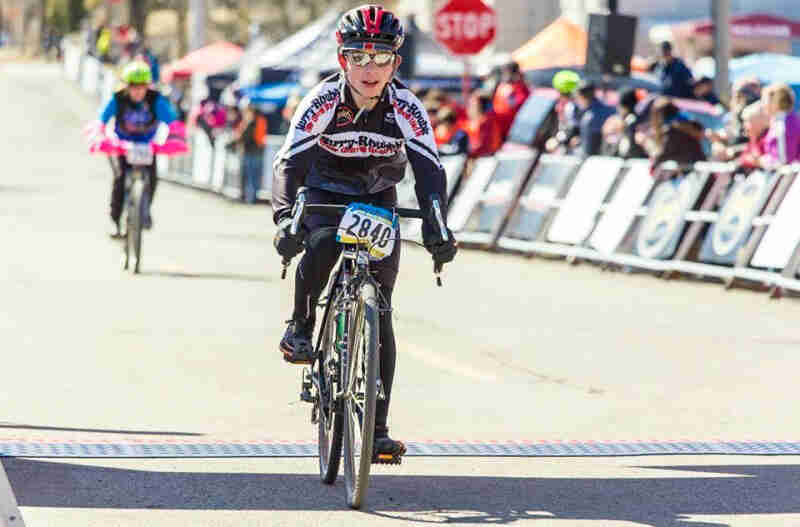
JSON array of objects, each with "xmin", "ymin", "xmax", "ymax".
[
  {"xmin": 189, "ymin": 96, "xmax": 228, "ymax": 145},
  {"xmin": 434, "ymin": 106, "xmax": 469, "ymax": 156},
  {"xmin": 546, "ymin": 70, "xmax": 581, "ymax": 153},
  {"xmin": 278, "ymin": 93, "xmax": 303, "ymax": 135},
  {"xmin": 492, "ymin": 61, "xmax": 531, "ymax": 141},
  {"xmin": 231, "ymin": 98, "xmax": 267, "ymax": 204},
  {"xmin": 737, "ymin": 101, "xmax": 770, "ymax": 170},
  {"xmin": 603, "ymin": 88, "xmax": 648, "ymax": 159},
  {"xmin": 760, "ymin": 82, "xmax": 800, "ymax": 169},
  {"xmin": 167, "ymin": 73, "xmax": 192, "ymax": 122},
  {"xmin": 646, "ymin": 96, "xmax": 706, "ymax": 170},
  {"xmin": 692, "ymin": 76, "xmax": 721, "ymax": 106},
  {"xmin": 566, "ymin": 80, "xmax": 615, "ymax": 157},
  {"xmin": 650, "ymin": 42, "xmax": 694, "ymax": 99},
  {"xmin": 464, "ymin": 91, "xmax": 502, "ymax": 157}
]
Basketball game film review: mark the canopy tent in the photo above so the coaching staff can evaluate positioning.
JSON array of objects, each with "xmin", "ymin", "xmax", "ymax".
[
  {"xmin": 162, "ymin": 41, "xmax": 244, "ymax": 83},
  {"xmin": 512, "ymin": 17, "xmax": 587, "ymax": 71},
  {"xmin": 512, "ymin": 17, "xmax": 650, "ymax": 74},
  {"xmin": 671, "ymin": 13, "xmax": 800, "ymax": 63},
  {"xmin": 693, "ymin": 53, "xmax": 800, "ymax": 107},
  {"xmin": 237, "ymin": 10, "xmax": 340, "ymax": 86}
]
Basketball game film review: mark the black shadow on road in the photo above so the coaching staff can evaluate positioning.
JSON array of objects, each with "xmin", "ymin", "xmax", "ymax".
[
  {"xmin": 0, "ymin": 424, "xmax": 203, "ymax": 436},
  {"xmin": 4, "ymin": 460, "xmax": 800, "ymax": 526}
]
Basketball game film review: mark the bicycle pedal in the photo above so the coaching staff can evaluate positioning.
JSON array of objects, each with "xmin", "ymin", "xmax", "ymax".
[{"xmin": 372, "ymin": 453, "xmax": 402, "ymax": 465}]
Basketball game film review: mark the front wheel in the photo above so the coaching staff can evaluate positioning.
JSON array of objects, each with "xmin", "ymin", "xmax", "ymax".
[
  {"xmin": 342, "ymin": 281, "xmax": 379, "ymax": 509},
  {"xmin": 126, "ymin": 174, "xmax": 146, "ymax": 274},
  {"xmin": 317, "ymin": 297, "xmax": 344, "ymax": 484}
]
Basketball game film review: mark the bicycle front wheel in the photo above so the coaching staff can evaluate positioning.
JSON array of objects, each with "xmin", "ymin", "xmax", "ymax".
[
  {"xmin": 342, "ymin": 281, "xmax": 379, "ymax": 509},
  {"xmin": 126, "ymin": 173, "xmax": 145, "ymax": 274},
  {"xmin": 317, "ymin": 298, "xmax": 343, "ymax": 484}
]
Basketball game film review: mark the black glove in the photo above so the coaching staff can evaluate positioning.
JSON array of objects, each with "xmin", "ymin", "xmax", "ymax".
[
  {"xmin": 274, "ymin": 217, "xmax": 307, "ymax": 260},
  {"xmin": 423, "ymin": 226, "xmax": 457, "ymax": 266}
]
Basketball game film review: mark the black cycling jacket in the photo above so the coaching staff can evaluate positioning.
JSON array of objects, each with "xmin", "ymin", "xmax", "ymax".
[{"xmin": 272, "ymin": 73, "xmax": 448, "ymax": 225}]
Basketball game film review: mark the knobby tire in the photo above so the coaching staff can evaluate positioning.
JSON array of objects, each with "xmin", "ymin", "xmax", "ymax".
[
  {"xmin": 343, "ymin": 281, "xmax": 379, "ymax": 509},
  {"xmin": 318, "ymin": 294, "xmax": 344, "ymax": 484}
]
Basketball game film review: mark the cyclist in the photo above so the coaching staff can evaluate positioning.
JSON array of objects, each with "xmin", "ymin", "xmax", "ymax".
[
  {"xmin": 272, "ymin": 4, "xmax": 457, "ymax": 459},
  {"xmin": 94, "ymin": 60, "xmax": 186, "ymax": 237}
]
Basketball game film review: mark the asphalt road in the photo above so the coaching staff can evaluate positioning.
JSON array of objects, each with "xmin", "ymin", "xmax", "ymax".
[{"xmin": 1, "ymin": 62, "xmax": 800, "ymax": 526}]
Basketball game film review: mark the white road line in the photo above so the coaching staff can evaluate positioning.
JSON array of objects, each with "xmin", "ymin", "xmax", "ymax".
[{"xmin": 0, "ymin": 461, "xmax": 24, "ymax": 527}]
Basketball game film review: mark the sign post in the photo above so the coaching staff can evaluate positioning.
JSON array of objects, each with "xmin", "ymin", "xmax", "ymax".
[{"xmin": 434, "ymin": 0, "xmax": 497, "ymax": 105}]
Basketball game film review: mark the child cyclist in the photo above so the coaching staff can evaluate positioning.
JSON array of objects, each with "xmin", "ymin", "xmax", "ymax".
[
  {"xmin": 90, "ymin": 60, "xmax": 187, "ymax": 236},
  {"xmin": 272, "ymin": 5, "xmax": 458, "ymax": 459}
]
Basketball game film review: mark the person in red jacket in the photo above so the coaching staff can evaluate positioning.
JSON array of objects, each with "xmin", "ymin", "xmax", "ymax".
[
  {"xmin": 492, "ymin": 61, "xmax": 531, "ymax": 141},
  {"xmin": 465, "ymin": 91, "xmax": 502, "ymax": 157}
]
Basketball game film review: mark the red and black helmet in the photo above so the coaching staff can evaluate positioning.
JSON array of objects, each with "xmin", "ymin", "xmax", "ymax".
[{"xmin": 335, "ymin": 5, "xmax": 405, "ymax": 52}]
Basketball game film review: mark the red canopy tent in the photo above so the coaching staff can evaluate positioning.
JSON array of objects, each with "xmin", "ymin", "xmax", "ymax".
[
  {"xmin": 162, "ymin": 41, "xmax": 244, "ymax": 83},
  {"xmin": 679, "ymin": 13, "xmax": 800, "ymax": 39},
  {"xmin": 512, "ymin": 17, "xmax": 648, "ymax": 73}
]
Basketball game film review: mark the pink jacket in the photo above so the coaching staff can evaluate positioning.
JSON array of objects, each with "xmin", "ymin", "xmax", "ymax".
[{"xmin": 763, "ymin": 111, "xmax": 800, "ymax": 166}]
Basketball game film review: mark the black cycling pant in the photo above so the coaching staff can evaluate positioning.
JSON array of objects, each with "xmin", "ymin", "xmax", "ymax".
[
  {"xmin": 110, "ymin": 156, "xmax": 158, "ymax": 222},
  {"xmin": 293, "ymin": 187, "xmax": 399, "ymax": 437}
]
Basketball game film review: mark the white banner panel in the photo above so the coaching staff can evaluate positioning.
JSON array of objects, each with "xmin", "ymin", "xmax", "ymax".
[
  {"xmin": 589, "ymin": 160, "xmax": 654, "ymax": 254},
  {"xmin": 211, "ymin": 133, "xmax": 230, "ymax": 191},
  {"xmin": 447, "ymin": 157, "xmax": 498, "ymax": 232},
  {"xmin": 750, "ymin": 174, "xmax": 800, "ymax": 269},
  {"xmin": 80, "ymin": 56, "xmax": 100, "ymax": 95},
  {"xmin": 63, "ymin": 43, "xmax": 82, "ymax": 81},
  {"xmin": 546, "ymin": 156, "xmax": 623, "ymax": 244},
  {"xmin": 192, "ymin": 132, "xmax": 213, "ymax": 186}
]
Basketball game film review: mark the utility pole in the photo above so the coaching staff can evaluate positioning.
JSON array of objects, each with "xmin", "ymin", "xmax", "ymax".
[
  {"xmin": 189, "ymin": 0, "xmax": 206, "ymax": 51},
  {"xmin": 712, "ymin": 0, "xmax": 730, "ymax": 100}
]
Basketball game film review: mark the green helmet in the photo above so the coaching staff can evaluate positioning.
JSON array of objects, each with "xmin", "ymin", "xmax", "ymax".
[
  {"xmin": 121, "ymin": 61, "xmax": 152, "ymax": 85},
  {"xmin": 552, "ymin": 70, "xmax": 580, "ymax": 96}
]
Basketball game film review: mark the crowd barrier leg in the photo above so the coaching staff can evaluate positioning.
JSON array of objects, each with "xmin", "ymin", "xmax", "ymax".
[
  {"xmin": 726, "ymin": 172, "xmax": 797, "ymax": 291},
  {"xmin": 663, "ymin": 172, "xmax": 732, "ymax": 281}
]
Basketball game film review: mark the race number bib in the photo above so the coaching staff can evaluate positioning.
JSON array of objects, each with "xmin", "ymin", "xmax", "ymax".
[
  {"xmin": 336, "ymin": 203, "xmax": 398, "ymax": 261},
  {"xmin": 126, "ymin": 143, "xmax": 154, "ymax": 166}
]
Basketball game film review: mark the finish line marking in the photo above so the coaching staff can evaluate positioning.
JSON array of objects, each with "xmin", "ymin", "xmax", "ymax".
[{"xmin": 0, "ymin": 440, "xmax": 799, "ymax": 458}]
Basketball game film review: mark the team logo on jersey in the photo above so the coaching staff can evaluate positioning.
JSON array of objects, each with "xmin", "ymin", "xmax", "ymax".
[
  {"xmin": 393, "ymin": 99, "xmax": 429, "ymax": 137},
  {"xmin": 295, "ymin": 88, "xmax": 339, "ymax": 132},
  {"xmin": 384, "ymin": 112, "xmax": 395, "ymax": 123},
  {"xmin": 336, "ymin": 106, "xmax": 355, "ymax": 127}
]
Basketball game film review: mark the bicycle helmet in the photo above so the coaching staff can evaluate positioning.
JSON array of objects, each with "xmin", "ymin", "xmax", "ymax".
[
  {"xmin": 552, "ymin": 70, "xmax": 580, "ymax": 96},
  {"xmin": 121, "ymin": 60, "xmax": 152, "ymax": 85},
  {"xmin": 336, "ymin": 5, "xmax": 405, "ymax": 52}
]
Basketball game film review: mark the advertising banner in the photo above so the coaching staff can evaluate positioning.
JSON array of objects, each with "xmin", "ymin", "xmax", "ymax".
[
  {"xmin": 699, "ymin": 171, "xmax": 776, "ymax": 265},
  {"xmin": 457, "ymin": 150, "xmax": 538, "ymax": 242},
  {"xmin": 258, "ymin": 136, "xmax": 284, "ymax": 200},
  {"xmin": 634, "ymin": 172, "xmax": 709, "ymax": 259},
  {"xmin": 448, "ymin": 156, "xmax": 498, "ymax": 232},
  {"xmin": 750, "ymin": 173, "xmax": 800, "ymax": 269},
  {"xmin": 81, "ymin": 56, "xmax": 100, "ymax": 95},
  {"xmin": 63, "ymin": 43, "xmax": 82, "ymax": 82},
  {"xmin": 589, "ymin": 160, "xmax": 653, "ymax": 254},
  {"xmin": 192, "ymin": 132, "xmax": 214, "ymax": 186},
  {"xmin": 546, "ymin": 156, "xmax": 623, "ymax": 245},
  {"xmin": 501, "ymin": 155, "xmax": 580, "ymax": 241}
]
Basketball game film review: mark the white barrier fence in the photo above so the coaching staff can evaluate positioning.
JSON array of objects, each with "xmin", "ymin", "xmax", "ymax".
[
  {"xmin": 449, "ymin": 146, "xmax": 800, "ymax": 297},
  {"xmin": 62, "ymin": 43, "xmax": 800, "ymax": 298}
]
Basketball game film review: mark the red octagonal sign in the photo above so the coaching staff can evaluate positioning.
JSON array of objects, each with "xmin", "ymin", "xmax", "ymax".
[{"xmin": 434, "ymin": 0, "xmax": 497, "ymax": 56}]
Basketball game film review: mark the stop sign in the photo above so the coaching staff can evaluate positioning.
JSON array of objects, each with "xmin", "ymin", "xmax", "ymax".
[{"xmin": 434, "ymin": 0, "xmax": 497, "ymax": 56}]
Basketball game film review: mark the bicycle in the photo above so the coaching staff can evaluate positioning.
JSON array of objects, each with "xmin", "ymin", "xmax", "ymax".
[
  {"xmin": 117, "ymin": 142, "xmax": 155, "ymax": 274},
  {"xmin": 282, "ymin": 187, "xmax": 449, "ymax": 509},
  {"xmin": 88, "ymin": 126, "xmax": 187, "ymax": 274}
]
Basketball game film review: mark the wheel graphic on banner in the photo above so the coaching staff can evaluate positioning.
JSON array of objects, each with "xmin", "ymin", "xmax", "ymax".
[
  {"xmin": 711, "ymin": 171, "xmax": 771, "ymax": 257},
  {"xmin": 636, "ymin": 174, "xmax": 704, "ymax": 259}
]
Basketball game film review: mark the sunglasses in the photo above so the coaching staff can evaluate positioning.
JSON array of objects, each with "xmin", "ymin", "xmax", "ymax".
[{"xmin": 344, "ymin": 51, "xmax": 395, "ymax": 67}]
